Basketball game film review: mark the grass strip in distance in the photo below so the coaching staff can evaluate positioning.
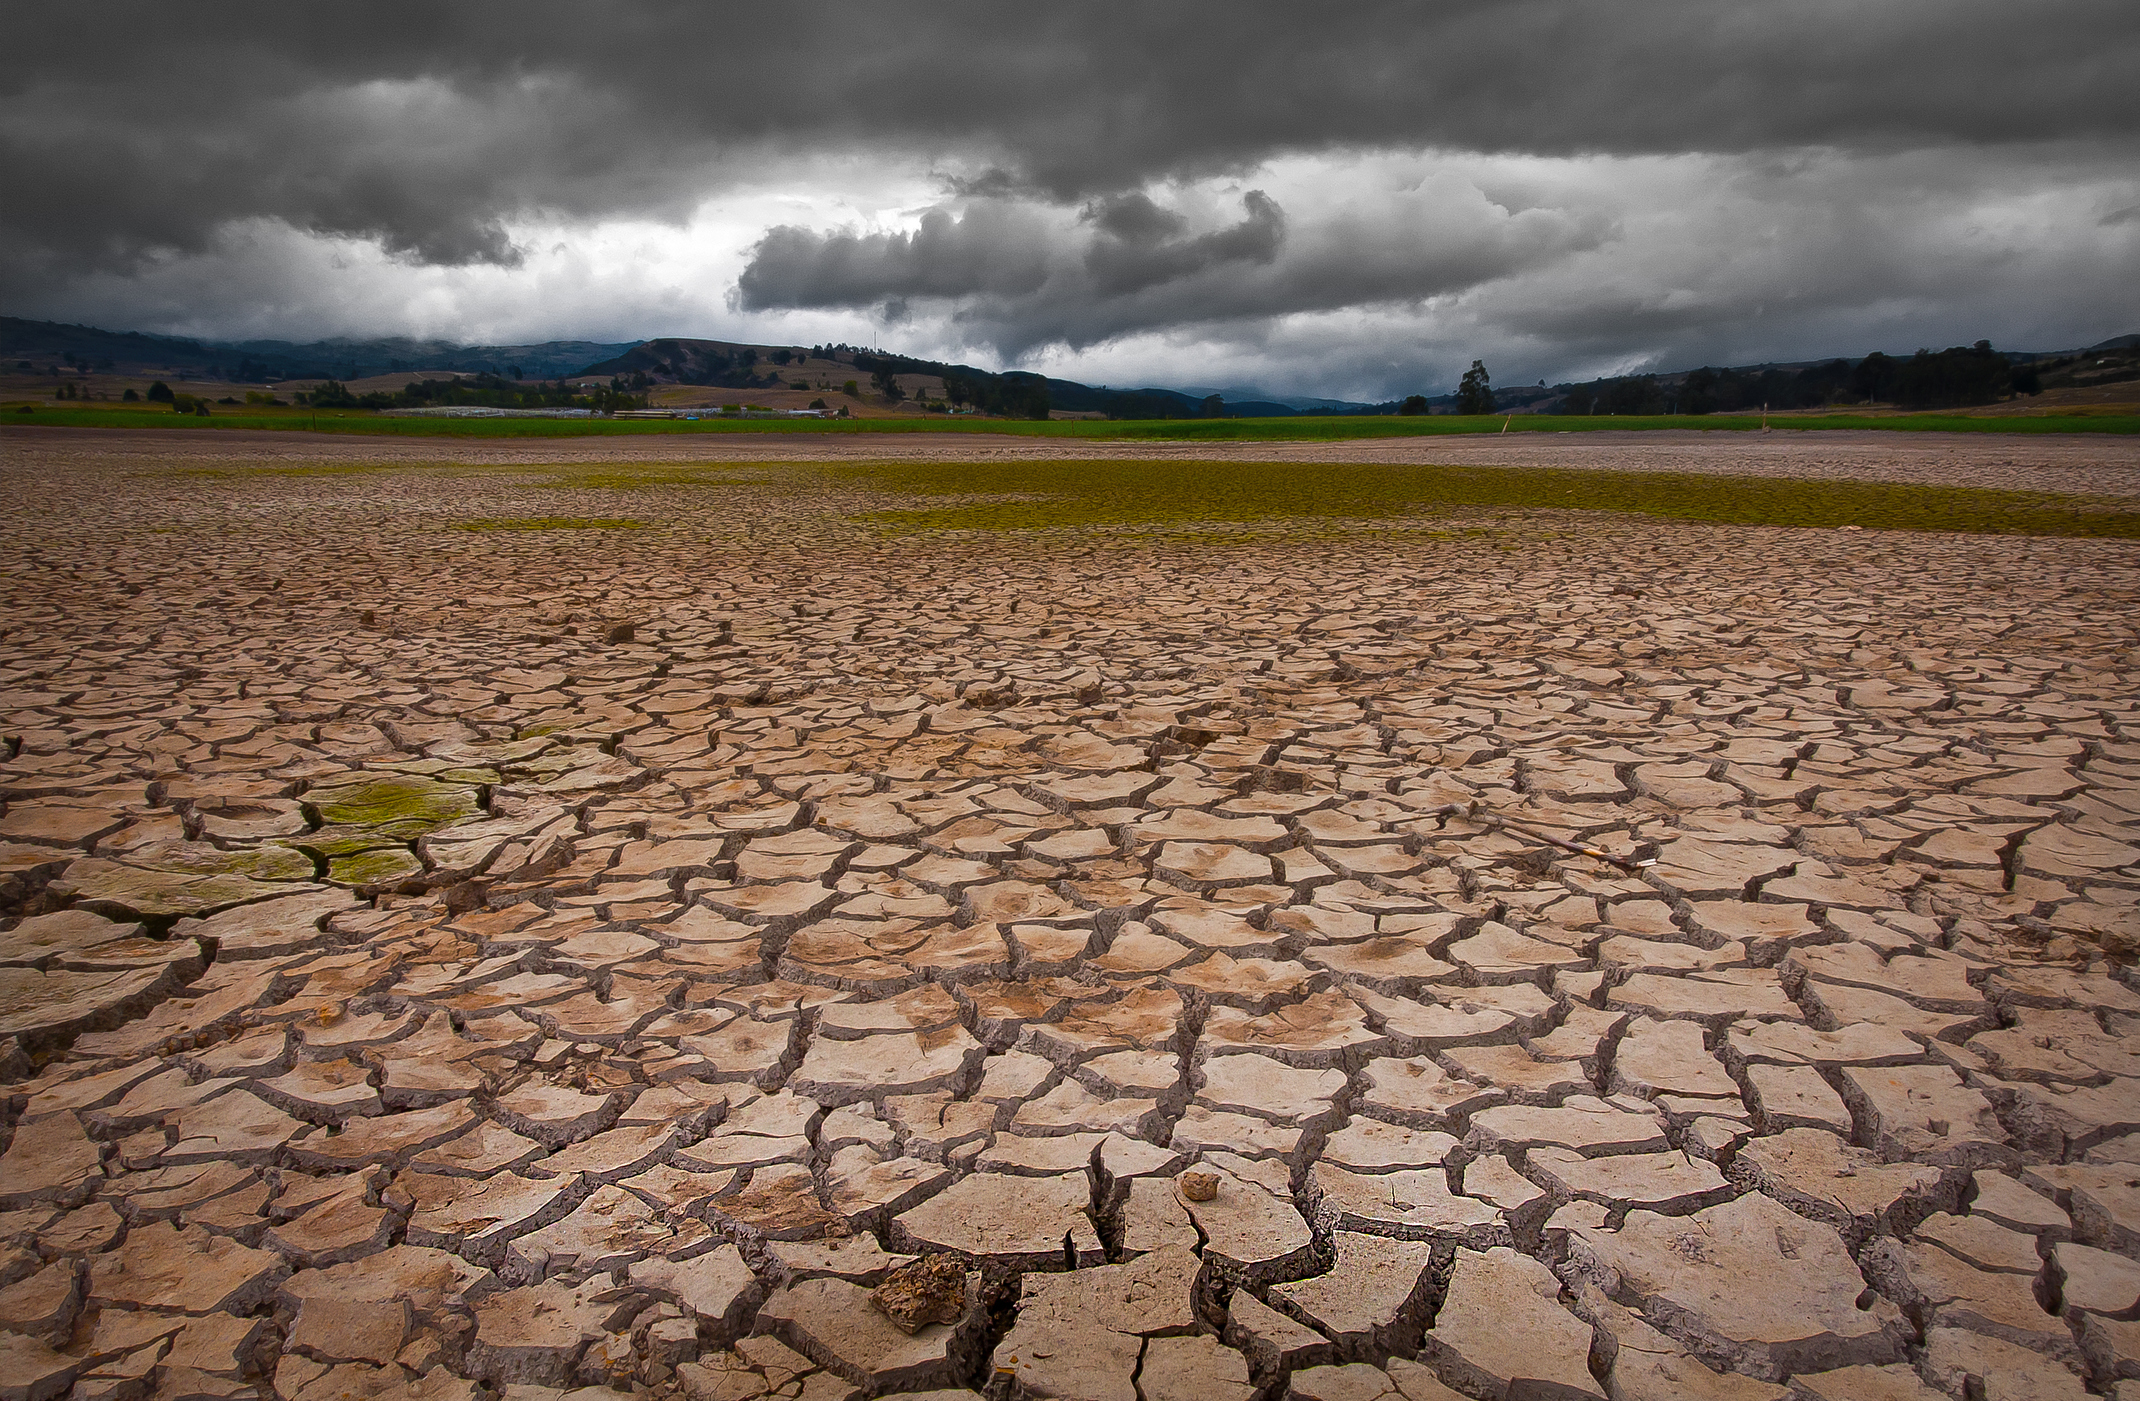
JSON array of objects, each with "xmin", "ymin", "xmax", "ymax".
[
  {"xmin": 837, "ymin": 459, "xmax": 2140, "ymax": 538},
  {"xmin": 8, "ymin": 404, "xmax": 2138, "ymax": 439}
]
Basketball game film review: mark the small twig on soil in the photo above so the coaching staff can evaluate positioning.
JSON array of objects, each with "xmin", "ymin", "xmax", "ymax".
[{"xmin": 1432, "ymin": 800, "xmax": 1656, "ymax": 872}]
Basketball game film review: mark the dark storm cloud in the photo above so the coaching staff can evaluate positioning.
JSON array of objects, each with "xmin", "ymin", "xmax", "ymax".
[
  {"xmin": 1084, "ymin": 191, "xmax": 1285, "ymax": 296},
  {"xmin": 738, "ymin": 190, "xmax": 1295, "ymax": 334},
  {"xmin": 738, "ymin": 203, "xmax": 1058, "ymax": 308},
  {"xmin": 1087, "ymin": 195, "xmax": 1190, "ymax": 246},
  {"xmin": 739, "ymin": 182, "xmax": 1614, "ymax": 357},
  {"xmin": 6, "ymin": 0, "xmax": 2138, "ymax": 287}
]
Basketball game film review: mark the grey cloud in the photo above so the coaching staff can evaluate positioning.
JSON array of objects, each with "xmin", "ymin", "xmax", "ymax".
[
  {"xmin": 1084, "ymin": 191, "xmax": 1285, "ymax": 296},
  {"xmin": 1360, "ymin": 145, "xmax": 2140, "ymax": 390},
  {"xmin": 737, "ymin": 203, "xmax": 1056, "ymax": 309},
  {"xmin": 1085, "ymin": 194, "xmax": 1189, "ymax": 245},
  {"xmin": 731, "ymin": 140, "xmax": 2137, "ymax": 397},
  {"xmin": 6, "ymin": 0, "xmax": 2136, "ymax": 393},
  {"xmin": 5, "ymin": 0, "xmax": 2138, "ymax": 295},
  {"xmin": 738, "ymin": 190, "xmax": 1308, "ymax": 350},
  {"xmin": 739, "ymin": 181, "xmax": 1611, "ymax": 358}
]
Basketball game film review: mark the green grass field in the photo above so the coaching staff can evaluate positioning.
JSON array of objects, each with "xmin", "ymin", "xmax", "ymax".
[
  {"xmin": 836, "ymin": 459, "xmax": 2140, "ymax": 538},
  {"xmin": 7, "ymin": 402, "xmax": 2138, "ymax": 439}
]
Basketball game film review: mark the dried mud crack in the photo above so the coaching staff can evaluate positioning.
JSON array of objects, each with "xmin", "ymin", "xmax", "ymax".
[{"xmin": 0, "ymin": 434, "xmax": 2137, "ymax": 1401}]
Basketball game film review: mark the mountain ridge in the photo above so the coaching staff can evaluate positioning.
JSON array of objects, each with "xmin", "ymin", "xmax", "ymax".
[{"xmin": 4, "ymin": 315, "xmax": 2134, "ymax": 416}]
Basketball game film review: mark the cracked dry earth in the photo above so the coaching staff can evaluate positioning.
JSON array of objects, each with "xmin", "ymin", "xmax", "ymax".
[{"xmin": 2, "ymin": 442, "xmax": 2140, "ymax": 1401}]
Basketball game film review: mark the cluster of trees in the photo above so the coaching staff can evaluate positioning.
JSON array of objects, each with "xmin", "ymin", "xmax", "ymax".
[
  {"xmin": 1857, "ymin": 342, "xmax": 2040, "ymax": 407},
  {"xmin": 580, "ymin": 341, "xmax": 783, "ymax": 389},
  {"xmin": 1557, "ymin": 341, "xmax": 2039, "ymax": 415},
  {"xmin": 1558, "ymin": 360, "xmax": 1854, "ymax": 415},
  {"xmin": 1052, "ymin": 385, "xmax": 1197, "ymax": 419},
  {"xmin": 140, "ymin": 381, "xmax": 210, "ymax": 414},
  {"xmin": 1455, "ymin": 361, "xmax": 1495, "ymax": 414},
  {"xmin": 955, "ymin": 370, "xmax": 1051, "ymax": 419},
  {"xmin": 1558, "ymin": 376, "xmax": 1680, "ymax": 416},
  {"xmin": 1387, "ymin": 362, "xmax": 1497, "ymax": 416},
  {"xmin": 303, "ymin": 373, "xmax": 648, "ymax": 413},
  {"xmin": 847, "ymin": 350, "xmax": 1053, "ymax": 419},
  {"xmin": 655, "ymin": 348, "xmax": 770, "ymax": 388}
]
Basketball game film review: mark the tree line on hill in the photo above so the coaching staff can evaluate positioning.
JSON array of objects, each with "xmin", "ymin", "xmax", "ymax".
[
  {"xmin": 1555, "ymin": 341, "xmax": 2040, "ymax": 416},
  {"xmin": 0, "ymin": 317, "xmax": 635, "ymax": 383},
  {"xmin": 305, "ymin": 373, "xmax": 648, "ymax": 413},
  {"xmin": 791, "ymin": 345, "xmax": 1348, "ymax": 420},
  {"xmin": 581, "ymin": 340, "xmax": 790, "ymax": 391},
  {"xmin": 7, "ymin": 316, "xmax": 2107, "ymax": 422},
  {"xmin": 843, "ymin": 350, "xmax": 1054, "ymax": 419}
]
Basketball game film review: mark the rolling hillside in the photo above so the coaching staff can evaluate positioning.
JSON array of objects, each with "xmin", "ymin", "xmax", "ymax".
[{"xmin": 5, "ymin": 315, "xmax": 2134, "ymax": 420}]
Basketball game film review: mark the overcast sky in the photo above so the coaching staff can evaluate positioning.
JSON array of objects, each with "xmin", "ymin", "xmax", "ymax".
[{"xmin": 6, "ymin": 1, "xmax": 2137, "ymax": 398}]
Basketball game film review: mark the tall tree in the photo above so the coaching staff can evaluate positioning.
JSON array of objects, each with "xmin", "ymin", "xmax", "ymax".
[{"xmin": 1456, "ymin": 360, "xmax": 1495, "ymax": 414}]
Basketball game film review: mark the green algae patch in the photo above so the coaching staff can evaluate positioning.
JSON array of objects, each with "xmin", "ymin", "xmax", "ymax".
[
  {"xmin": 450, "ymin": 516, "xmax": 648, "ymax": 531},
  {"xmin": 46, "ymin": 858, "xmax": 310, "ymax": 921},
  {"xmin": 305, "ymin": 774, "xmax": 482, "ymax": 830},
  {"xmin": 326, "ymin": 847, "xmax": 426, "ymax": 889},
  {"xmin": 839, "ymin": 459, "xmax": 2140, "ymax": 539},
  {"xmin": 293, "ymin": 823, "xmax": 428, "ymax": 857},
  {"xmin": 92, "ymin": 838, "xmax": 317, "ymax": 883}
]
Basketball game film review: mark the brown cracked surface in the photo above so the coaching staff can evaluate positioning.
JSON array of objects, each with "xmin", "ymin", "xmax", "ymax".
[{"xmin": 0, "ymin": 430, "xmax": 2136, "ymax": 1400}]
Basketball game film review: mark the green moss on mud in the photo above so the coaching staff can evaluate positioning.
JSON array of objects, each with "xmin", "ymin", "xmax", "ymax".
[
  {"xmin": 305, "ymin": 774, "xmax": 482, "ymax": 829},
  {"xmin": 327, "ymin": 847, "xmax": 426, "ymax": 888},
  {"xmin": 138, "ymin": 842, "xmax": 315, "ymax": 882},
  {"xmin": 836, "ymin": 459, "xmax": 2140, "ymax": 539},
  {"xmin": 294, "ymin": 824, "xmax": 428, "ymax": 857}
]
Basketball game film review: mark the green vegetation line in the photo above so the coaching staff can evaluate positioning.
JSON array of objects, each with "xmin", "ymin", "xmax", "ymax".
[
  {"xmin": 833, "ymin": 459, "xmax": 2140, "ymax": 538},
  {"xmin": 6, "ymin": 403, "xmax": 2138, "ymax": 439}
]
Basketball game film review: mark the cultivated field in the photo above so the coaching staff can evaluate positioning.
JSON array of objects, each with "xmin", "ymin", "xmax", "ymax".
[{"xmin": 1, "ymin": 429, "xmax": 2137, "ymax": 1400}]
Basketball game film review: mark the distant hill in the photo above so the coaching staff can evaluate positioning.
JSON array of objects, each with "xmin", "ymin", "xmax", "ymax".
[
  {"xmin": 2, "ymin": 318, "xmax": 223, "ymax": 376},
  {"xmin": 5, "ymin": 315, "xmax": 2134, "ymax": 418},
  {"xmin": 1528, "ymin": 336, "xmax": 2140, "ymax": 416},
  {"xmin": 0, "ymin": 317, "xmax": 631, "ymax": 382},
  {"xmin": 1043, "ymin": 381, "xmax": 1306, "ymax": 419},
  {"xmin": 578, "ymin": 337, "xmax": 762, "ymax": 381},
  {"xmin": 1162, "ymin": 385, "xmax": 1375, "ymax": 412},
  {"xmin": 225, "ymin": 335, "xmax": 636, "ymax": 381}
]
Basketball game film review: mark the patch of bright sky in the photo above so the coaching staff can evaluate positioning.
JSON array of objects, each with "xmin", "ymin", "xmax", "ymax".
[{"xmin": 31, "ymin": 142, "xmax": 2136, "ymax": 399}]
